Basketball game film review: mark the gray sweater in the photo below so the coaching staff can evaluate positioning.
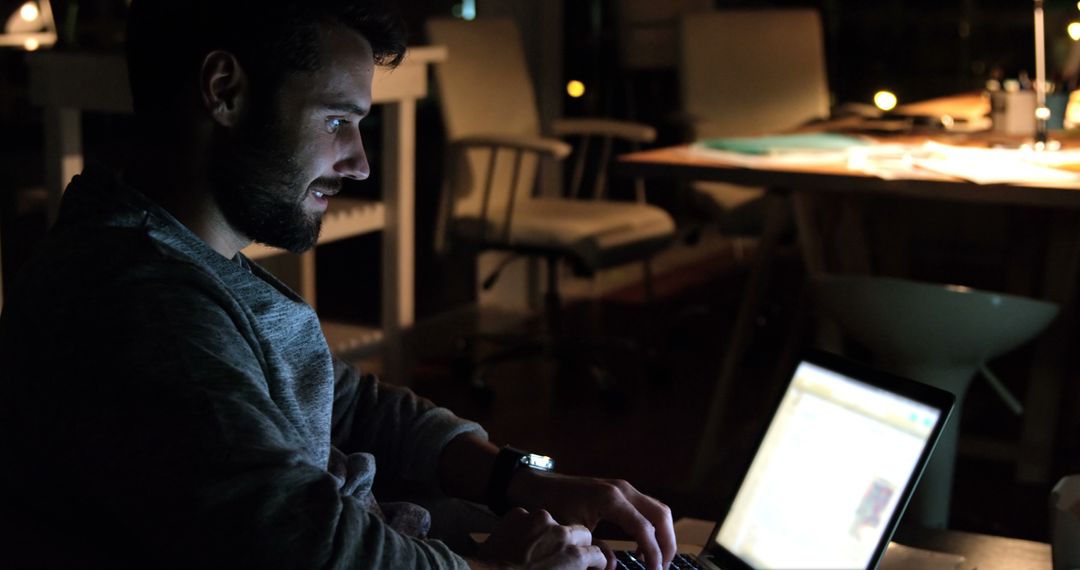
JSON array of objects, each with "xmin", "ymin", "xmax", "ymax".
[{"xmin": 0, "ymin": 166, "xmax": 485, "ymax": 568}]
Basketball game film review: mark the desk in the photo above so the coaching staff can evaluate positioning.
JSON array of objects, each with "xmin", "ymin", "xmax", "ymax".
[
  {"xmin": 662, "ymin": 517, "xmax": 1051, "ymax": 570},
  {"xmin": 27, "ymin": 47, "xmax": 446, "ymax": 374},
  {"xmin": 618, "ymin": 139, "xmax": 1080, "ymax": 486}
]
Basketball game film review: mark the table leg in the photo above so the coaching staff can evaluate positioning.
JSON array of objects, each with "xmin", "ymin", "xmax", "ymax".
[
  {"xmin": 381, "ymin": 99, "xmax": 417, "ymax": 382},
  {"xmin": 43, "ymin": 106, "xmax": 83, "ymax": 222},
  {"xmin": 299, "ymin": 251, "xmax": 317, "ymax": 308},
  {"xmin": 792, "ymin": 192, "xmax": 849, "ymax": 353},
  {"xmin": 690, "ymin": 190, "xmax": 790, "ymax": 487},
  {"xmin": 1017, "ymin": 211, "xmax": 1080, "ymax": 483}
]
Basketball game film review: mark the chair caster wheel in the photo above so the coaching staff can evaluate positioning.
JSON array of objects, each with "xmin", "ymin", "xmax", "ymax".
[
  {"xmin": 465, "ymin": 364, "xmax": 495, "ymax": 406},
  {"xmin": 642, "ymin": 347, "xmax": 669, "ymax": 386},
  {"xmin": 469, "ymin": 383, "xmax": 495, "ymax": 406},
  {"xmin": 600, "ymin": 386, "xmax": 628, "ymax": 413},
  {"xmin": 451, "ymin": 354, "xmax": 474, "ymax": 384},
  {"xmin": 586, "ymin": 362, "xmax": 613, "ymax": 391}
]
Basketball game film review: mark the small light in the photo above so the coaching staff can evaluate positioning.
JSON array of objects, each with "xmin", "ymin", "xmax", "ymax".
[
  {"xmin": 19, "ymin": 1, "xmax": 40, "ymax": 22},
  {"xmin": 24, "ymin": 37, "xmax": 40, "ymax": 51},
  {"xmin": 451, "ymin": 0, "xmax": 475, "ymax": 20},
  {"xmin": 566, "ymin": 80, "xmax": 586, "ymax": 98},
  {"xmin": 1069, "ymin": 22, "xmax": 1080, "ymax": 41},
  {"xmin": 1036, "ymin": 106, "xmax": 1052, "ymax": 120},
  {"xmin": 873, "ymin": 90, "xmax": 898, "ymax": 112}
]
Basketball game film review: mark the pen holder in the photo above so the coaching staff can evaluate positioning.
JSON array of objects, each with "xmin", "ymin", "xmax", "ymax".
[{"xmin": 992, "ymin": 90, "xmax": 1037, "ymax": 136}]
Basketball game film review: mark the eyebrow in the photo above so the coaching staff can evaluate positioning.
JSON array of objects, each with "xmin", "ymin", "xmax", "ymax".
[{"xmin": 322, "ymin": 102, "xmax": 370, "ymax": 116}]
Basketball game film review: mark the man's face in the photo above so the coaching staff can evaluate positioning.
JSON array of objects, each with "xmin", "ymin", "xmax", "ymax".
[{"xmin": 209, "ymin": 23, "xmax": 375, "ymax": 253}]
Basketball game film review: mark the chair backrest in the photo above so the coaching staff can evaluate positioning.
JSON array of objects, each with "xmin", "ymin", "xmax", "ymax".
[
  {"xmin": 613, "ymin": 0, "xmax": 714, "ymax": 72},
  {"xmin": 428, "ymin": 17, "xmax": 545, "ymax": 238},
  {"xmin": 679, "ymin": 9, "xmax": 830, "ymax": 139}
]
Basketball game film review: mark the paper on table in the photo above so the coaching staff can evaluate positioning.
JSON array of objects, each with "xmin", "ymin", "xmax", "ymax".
[
  {"xmin": 909, "ymin": 142, "xmax": 1080, "ymax": 185},
  {"xmin": 685, "ymin": 132, "xmax": 870, "ymax": 169},
  {"xmin": 697, "ymin": 132, "xmax": 871, "ymax": 155},
  {"xmin": 847, "ymin": 144, "xmax": 953, "ymax": 180},
  {"xmin": 687, "ymin": 134, "xmax": 1080, "ymax": 185}
]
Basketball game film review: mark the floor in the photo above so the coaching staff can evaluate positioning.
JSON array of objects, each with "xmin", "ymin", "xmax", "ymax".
[{"xmin": 359, "ymin": 240, "xmax": 1069, "ymax": 544}]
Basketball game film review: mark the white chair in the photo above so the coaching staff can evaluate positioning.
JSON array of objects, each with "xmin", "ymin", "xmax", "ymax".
[
  {"xmin": 611, "ymin": 0, "xmax": 713, "ymax": 120},
  {"xmin": 812, "ymin": 275, "xmax": 1059, "ymax": 528},
  {"xmin": 682, "ymin": 10, "xmax": 832, "ymax": 485},
  {"xmin": 427, "ymin": 18, "xmax": 676, "ymax": 395},
  {"xmin": 678, "ymin": 9, "xmax": 831, "ymax": 237}
]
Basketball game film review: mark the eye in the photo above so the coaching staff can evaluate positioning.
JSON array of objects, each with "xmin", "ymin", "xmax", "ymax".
[{"xmin": 326, "ymin": 117, "xmax": 349, "ymax": 134}]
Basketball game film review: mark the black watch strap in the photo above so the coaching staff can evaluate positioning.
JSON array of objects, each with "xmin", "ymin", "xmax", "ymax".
[{"xmin": 485, "ymin": 446, "xmax": 554, "ymax": 515}]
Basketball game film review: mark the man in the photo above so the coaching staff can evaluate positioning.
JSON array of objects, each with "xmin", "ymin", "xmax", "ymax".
[{"xmin": 0, "ymin": 1, "xmax": 675, "ymax": 568}]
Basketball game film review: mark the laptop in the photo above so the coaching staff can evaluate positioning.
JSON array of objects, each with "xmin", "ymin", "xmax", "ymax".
[{"xmin": 618, "ymin": 350, "xmax": 955, "ymax": 570}]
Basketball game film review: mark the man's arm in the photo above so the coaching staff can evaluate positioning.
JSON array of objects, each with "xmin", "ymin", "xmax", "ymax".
[
  {"xmin": 4, "ymin": 268, "xmax": 472, "ymax": 569},
  {"xmin": 439, "ymin": 434, "xmax": 676, "ymax": 570},
  {"xmin": 330, "ymin": 357, "xmax": 487, "ymax": 492}
]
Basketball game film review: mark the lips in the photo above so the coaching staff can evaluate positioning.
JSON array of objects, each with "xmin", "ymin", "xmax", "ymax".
[{"xmin": 309, "ymin": 178, "xmax": 342, "ymax": 199}]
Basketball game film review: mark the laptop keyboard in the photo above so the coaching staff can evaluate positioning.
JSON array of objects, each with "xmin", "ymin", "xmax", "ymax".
[{"xmin": 614, "ymin": 551, "xmax": 708, "ymax": 570}]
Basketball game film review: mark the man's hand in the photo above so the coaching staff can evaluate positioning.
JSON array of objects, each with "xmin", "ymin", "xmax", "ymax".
[
  {"xmin": 437, "ymin": 435, "xmax": 673, "ymax": 569},
  {"xmin": 507, "ymin": 472, "xmax": 675, "ymax": 570},
  {"xmin": 474, "ymin": 508, "xmax": 608, "ymax": 570}
]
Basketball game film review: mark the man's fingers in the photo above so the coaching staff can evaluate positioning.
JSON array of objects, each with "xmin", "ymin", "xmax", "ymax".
[
  {"xmin": 564, "ymin": 524, "xmax": 594, "ymax": 547},
  {"xmin": 574, "ymin": 544, "xmax": 608, "ymax": 570},
  {"xmin": 611, "ymin": 480, "xmax": 675, "ymax": 567},
  {"xmin": 628, "ymin": 493, "xmax": 676, "ymax": 566},
  {"xmin": 599, "ymin": 481, "xmax": 676, "ymax": 570},
  {"xmin": 595, "ymin": 538, "xmax": 618, "ymax": 570},
  {"xmin": 602, "ymin": 494, "xmax": 662, "ymax": 570}
]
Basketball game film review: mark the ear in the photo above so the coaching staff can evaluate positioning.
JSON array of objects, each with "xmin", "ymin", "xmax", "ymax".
[{"xmin": 199, "ymin": 50, "xmax": 247, "ymax": 127}]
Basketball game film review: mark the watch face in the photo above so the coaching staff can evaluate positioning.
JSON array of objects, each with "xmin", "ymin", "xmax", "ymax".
[{"xmin": 523, "ymin": 453, "xmax": 555, "ymax": 471}]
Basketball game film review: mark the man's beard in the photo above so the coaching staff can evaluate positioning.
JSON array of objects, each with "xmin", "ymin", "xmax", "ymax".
[{"xmin": 207, "ymin": 113, "xmax": 332, "ymax": 254}]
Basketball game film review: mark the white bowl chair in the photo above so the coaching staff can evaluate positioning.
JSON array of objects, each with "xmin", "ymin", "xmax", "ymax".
[{"xmin": 812, "ymin": 275, "xmax": 1058, "ymax": 529}]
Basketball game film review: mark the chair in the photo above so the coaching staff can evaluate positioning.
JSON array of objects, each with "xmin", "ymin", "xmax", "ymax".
[
  {"xmin": 610, "ymin": 0, "xmax": 713, "ymax": 121},
  {"xmin": 681, "ymin": 10, "xmax": 833, "ymax": 484},
  {"xmin": 678, "ymin": 9, "xmax": 831, "ymax": 240},
  {"xmin": 427, "ymin": 17, "xmax": 676, "ymax": 396},
  {"xmin": 812, "ymin": 275, "xmax": 1059, "ymax": 529}
]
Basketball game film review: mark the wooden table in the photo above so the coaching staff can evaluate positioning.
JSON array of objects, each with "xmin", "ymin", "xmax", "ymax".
[
  {"xmin": 664, "ymin": 517, "xmax": 1051, "ymax": 570},
  {"xmin": 27, "ymin": 47, "xmax": 447, "ymax": 377},
  {"xmin": 618, "ymin": 137, "xmax": 1080, "ymax": 487}
]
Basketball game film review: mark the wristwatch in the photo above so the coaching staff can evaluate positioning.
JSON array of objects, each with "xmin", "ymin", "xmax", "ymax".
[{"xmin": 485, "ymin": 446, "xmax": 555, "ymax": 515}]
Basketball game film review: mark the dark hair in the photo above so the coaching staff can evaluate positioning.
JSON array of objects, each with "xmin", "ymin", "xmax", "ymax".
[{"xmin": 125, "ymin": 0, "xmax": 406, "ymax": 122}]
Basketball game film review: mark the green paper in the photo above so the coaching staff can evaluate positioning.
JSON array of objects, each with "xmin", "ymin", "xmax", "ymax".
[{"xmin": 698, "ymin": 133, "xmax": 870, "ymax": 155}]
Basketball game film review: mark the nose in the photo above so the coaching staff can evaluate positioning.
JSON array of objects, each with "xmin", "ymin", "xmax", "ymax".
[{"xmin": 335, "ymin": 132, "xmax": 370, "ymax": 181}]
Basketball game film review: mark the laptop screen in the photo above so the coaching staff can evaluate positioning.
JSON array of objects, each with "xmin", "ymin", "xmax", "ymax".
[{"xmin": 713, "ymin": 360, "xmax": 943, "ymax": 569}]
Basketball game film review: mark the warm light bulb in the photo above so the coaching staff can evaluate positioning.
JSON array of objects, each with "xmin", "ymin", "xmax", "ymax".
[
  {"xmin": 24, "ymin": 37, "xmax": 40, "ymax": 51},
  {"xmin": 19, "ymin": 1, "xmax": 40, "ymax": 22},
  {"xmin": 873, "ymin": 90, "xmax": 898, "ymax": 112},
  {"xmin": 566, "ymin": 80, "xmax": 586, "ymax": 98},
  {"xmin": 1070, "ymin": 21, "xmax": 1080, "ymax": 41}
]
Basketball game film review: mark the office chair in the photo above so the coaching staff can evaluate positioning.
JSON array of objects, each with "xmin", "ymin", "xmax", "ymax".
[
  {"xmin": 427, "ymin": 17, "xmax": 676, "ymax": 399},
  {"xmin": 610, "ymin": 0, "xmax": 713, "ymax": 122},
  {"xmin": 678, "ymin": 8, "xmax": 831, "ymax": 245}
]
